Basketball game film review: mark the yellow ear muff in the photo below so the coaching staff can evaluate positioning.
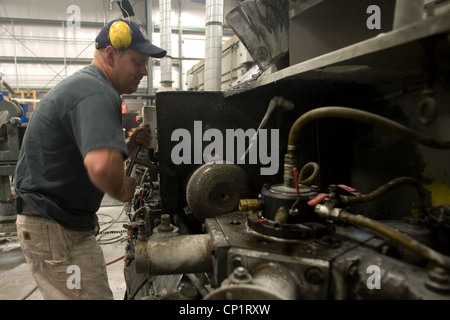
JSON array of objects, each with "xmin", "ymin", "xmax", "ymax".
[{"xmin": 109, "ymin": 21, "xmax": 132, "ymax": 50}]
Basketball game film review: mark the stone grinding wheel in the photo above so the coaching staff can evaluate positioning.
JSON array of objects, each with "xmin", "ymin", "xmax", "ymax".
[{"xmin": 186, "ymin": 163, "xmax": 250, "ymax": 222}]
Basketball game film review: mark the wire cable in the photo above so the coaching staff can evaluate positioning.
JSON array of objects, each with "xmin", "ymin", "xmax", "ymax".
[{"xmin": 106, "ymin": 255, "xmax": 125, "ymax": 266}]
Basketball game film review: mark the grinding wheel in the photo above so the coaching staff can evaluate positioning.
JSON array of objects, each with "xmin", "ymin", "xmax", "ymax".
[{"xmin": 186, "ymin": 163, "xmax": 250, "ymax": 222}]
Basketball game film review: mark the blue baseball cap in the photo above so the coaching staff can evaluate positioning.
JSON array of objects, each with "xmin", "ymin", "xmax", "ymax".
[{"xmin": 95, "ymin": 19, "xmax": 167, "ymax": 58}]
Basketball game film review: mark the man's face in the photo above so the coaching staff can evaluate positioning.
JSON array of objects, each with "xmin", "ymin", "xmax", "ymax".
[{"xmin": 111, "ymin": 48, "xmax": 149, "ymax": 94}]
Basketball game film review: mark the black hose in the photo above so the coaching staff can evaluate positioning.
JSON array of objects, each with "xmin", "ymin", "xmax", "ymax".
[
  {"xmin": 126, "ymin": 276, "xmax": 150, "ymax": 300},
  {"xmin": 21, "ymin": 285, "xmax": 38, "ymax": 300}
]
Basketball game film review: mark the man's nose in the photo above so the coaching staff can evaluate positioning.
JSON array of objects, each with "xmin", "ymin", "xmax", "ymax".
[{"xmin": 141, "ymin": 63, "xmax": 148, "ymax": 76}]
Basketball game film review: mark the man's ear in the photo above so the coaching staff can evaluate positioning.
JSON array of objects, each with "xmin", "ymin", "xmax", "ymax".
[{"xmin": 104, "ymin": 46, "xmax": 116, "ymax": 67}]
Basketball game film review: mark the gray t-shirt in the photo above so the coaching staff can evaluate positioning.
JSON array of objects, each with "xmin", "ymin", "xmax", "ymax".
[{"xmin": 15, "ymin": 64, "xmax": 128, "ymax": 231}]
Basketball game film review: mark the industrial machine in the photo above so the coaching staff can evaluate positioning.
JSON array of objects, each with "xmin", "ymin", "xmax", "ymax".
[
  {"xmin": 123, "ymin": 0, "xmax": 450, "ymax": 300},
  {"xmin": 0, "ymin": 81, "xmax": 23, "ymax": 232}
]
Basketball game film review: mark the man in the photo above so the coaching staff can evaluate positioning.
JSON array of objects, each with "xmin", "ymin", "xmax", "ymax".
[{"xmin": 14, "ymin": 19, "xmax": 166, "ymax": 300}]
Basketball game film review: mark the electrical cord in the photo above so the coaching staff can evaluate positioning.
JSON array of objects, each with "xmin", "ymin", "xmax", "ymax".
[
  {"xmin": 106, "ymin": 255, "xmax": 125, "ymax": 266},
  {"xmin": 21, "ymin": 285, "xmax": 38, "ymax": 300},
  {"xmin": 126, "ymin": 276, "xmax": 150, "ymax": 300},
  {"xmin": 97, "ymin": 202, "xmax": 131, "ymax": 244},
  {"xmin": 97, "ymin": 230, "xmax": 128, "ymax": 245}
]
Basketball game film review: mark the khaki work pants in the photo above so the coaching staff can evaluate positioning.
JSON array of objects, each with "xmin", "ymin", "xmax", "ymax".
[{"xmin": 16, "ymin": 214, "xmax": 114, "ymax": 300}]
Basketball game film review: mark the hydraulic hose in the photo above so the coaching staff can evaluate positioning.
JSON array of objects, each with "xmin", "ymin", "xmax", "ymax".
[
  {"xmin": 287, "ymin": 106, "xmax": 450, "ymax": 149},
  {"xmin": 284, "ymin": 106, "xmax": 450, "ymax": 186},
  {"xmin": 297, "ymin": 162, "xmax": 320, "ymax": 185},
  {"xmin": 315, "ymin": 203, "xmax": 450, "ymax": 271},
  {"xmin": 338, "ymin": 177, "xmax": 428, "ymax": 217}
]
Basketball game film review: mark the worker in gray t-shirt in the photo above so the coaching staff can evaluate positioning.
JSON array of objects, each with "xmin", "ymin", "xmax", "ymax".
[{"xmin": 14, "ymin": 19, "xmax": 166, "ymax": 300}]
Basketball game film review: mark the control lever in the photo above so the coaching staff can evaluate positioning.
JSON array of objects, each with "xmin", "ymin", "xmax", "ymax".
[{"xmin": 126, "ymin": 144, "xmax": 141, "ymax": 177}]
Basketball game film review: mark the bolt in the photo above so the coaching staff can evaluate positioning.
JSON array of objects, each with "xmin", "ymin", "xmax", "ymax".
[
  {"xmin": 136, "ymin": 220, "xmax": 147, "ymax": 241},
  {"xmin": 346, "ymin": 263, "xmax": 360, "ymax": 283},
  {"xmin": 158, "ymin": 214, "xmax": 174, "ymax": 232},
  {"xmin": 305, "ymin": 267, "xmax": 325, "ymax": 284},
  {"xmin": 179, "ymin": 285, "xmax": 200, "ymax": 300},
  {"xmin": 230, "ymin": 219, "xmax": 241, "ymax": 225},
  {"xmin": 426, "ymin": 267, "xmax": 450, "ymax": 292},
  {"xmin": 230, "ymin": 266, "xmax": 252, "ymax": 284},
  {"xmin": 231, "ymin": 256, "xmax": 243, "ymax": 269},
  {"xmin": 234, "ymin": 267, "xmax": 247, "ymax": 279}
]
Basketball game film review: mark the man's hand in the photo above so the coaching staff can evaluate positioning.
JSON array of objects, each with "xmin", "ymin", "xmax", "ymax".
[{"xmin": 127, "ymin": 124, "xmax": 152, "ymax": 155}]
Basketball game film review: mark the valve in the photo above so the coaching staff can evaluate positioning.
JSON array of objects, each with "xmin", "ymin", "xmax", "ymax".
[{"xmin": 307, "ymin": 184, "xmax": 358, "ymax": 207}]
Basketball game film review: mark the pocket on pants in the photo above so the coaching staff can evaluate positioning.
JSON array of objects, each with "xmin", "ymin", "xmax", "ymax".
[{"xmin": 16, "ymin": 218, "xmax": 52, "ymax": 261}]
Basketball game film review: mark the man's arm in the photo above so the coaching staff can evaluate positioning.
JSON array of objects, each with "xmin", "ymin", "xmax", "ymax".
[{"xmin": 84, "ymin": 148, "xmax": 135, "ymax": 202}]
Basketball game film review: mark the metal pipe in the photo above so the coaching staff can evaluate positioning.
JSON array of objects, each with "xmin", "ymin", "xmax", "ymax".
[
  {"xmin": 135, "ymin": 234, "xmax": 213, "ymax": 274},
  {"xmin": 11, "ymin": 19, "xmax": 19, "ymax": 91},
  {"xmin": 178, "ymin": 0, "xmax": 183, "ymax": 90},
  {"xmin": 204, "ymin": 0, "xmax": 223, "ymax": 91},
  {"xmin": 273, "ymin": 206, "xmax": 290, "ymax": 228},
  {"xmin": 241, "ymin": 96, "xmax": 294, "ymax": 162},
  {"xmin": 205, "ymin": 263, "xmax": 301, "ymax": 300},
  {"xmin": 250, "ymin": 263, "xmax": 301, "ymax": 300},
  {"xmin": 2, "ymin": 80, "xmax": 15, "ymax": 95},
  {"xmin": 159, "ymin": 0, "xmax": 173, "ymax": 90},
  {"xmin": 146, "ymin": 0, "xmax": 154, "ymax": 95},
  {"xmin": 239, "ymin": 198, "xmax": 263, "ymax": 211}
]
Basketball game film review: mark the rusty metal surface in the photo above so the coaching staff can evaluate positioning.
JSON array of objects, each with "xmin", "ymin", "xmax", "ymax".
[
  {"xmin": 135, "ymin": 234, "xmax": 213, "ymax": 275},
  {"xmin": 208, "ymin": 211, "xmax": 361, "ymax": 261}
]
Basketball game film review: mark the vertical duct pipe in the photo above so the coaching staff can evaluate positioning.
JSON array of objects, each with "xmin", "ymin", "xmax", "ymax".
[
  {"xmin": 158, "ymin": 0, "xmax": 173, "ymax": 91},
  {"xmin": 146, "ymin": 0, "xmax": 154, "ymax": 95},
  {"xmin": 204, "ymin": 0, "xmax": 223, "ymax": 91},
  {"xmin": 178, "ymin": 0, "xmax": 183, "ymax": 91}
]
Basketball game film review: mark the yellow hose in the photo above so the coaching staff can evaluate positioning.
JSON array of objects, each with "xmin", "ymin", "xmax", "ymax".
[
  {"xmin": 315, "ymin": 203, "xmax": 450, "ymax": 271},
  {"xmin": 284, "ymin": 106, "xmax": 450, "ymax": 186}
]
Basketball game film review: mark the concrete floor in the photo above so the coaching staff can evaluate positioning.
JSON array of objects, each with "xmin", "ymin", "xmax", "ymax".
[{"xmin": 0, "ymin": 202, "xmax": 129, "ymax": 300}]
